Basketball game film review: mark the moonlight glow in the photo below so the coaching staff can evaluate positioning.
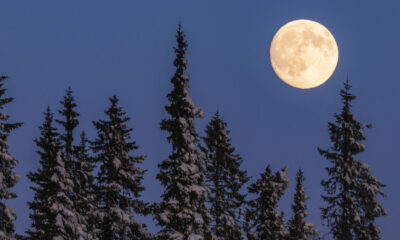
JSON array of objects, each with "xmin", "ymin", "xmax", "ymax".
[{"xmin": 270, "ymin": 19, "xmax": 339, "ymax": 89}]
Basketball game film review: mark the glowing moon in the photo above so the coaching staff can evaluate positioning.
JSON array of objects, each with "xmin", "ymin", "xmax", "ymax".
[{"xmin": 270, "ymin": 19, "xmax": 339, "ymax": 89}]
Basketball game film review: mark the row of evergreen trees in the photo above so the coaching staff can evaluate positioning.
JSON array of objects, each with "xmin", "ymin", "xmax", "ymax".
[{"xmin": 0, "ymin": 24, "xmax": 386, "ymax": 240}]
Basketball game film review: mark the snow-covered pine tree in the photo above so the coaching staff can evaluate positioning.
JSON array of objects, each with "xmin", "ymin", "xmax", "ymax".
[
  {"xmin": 0, "ymin": 76, "xmax": 22, "ymax": 240},
  {"xmin": 245, "ymin": 165, "xmax": 289, "ymax": 240},
  {"xmin": 56, "ymin": 87, "xmax": 79, "ymax": 162},
  {"xmin": 74, "ymin": 131, "xmax": 98, "ymax": 238},
  {"xmin": 91, "ymin": 95, "xmax": 151, "ymax": 240},
  {"xmin": 319, "ymin": 80, "xmax": 386, "ymax": 240},
  {"xmin": 155, "ymin": 23, "xmax": 214, "ymax": 240},
  {"xmin": 27, "ymin": 107, "xmax": 87, "ymax": 239},
  {"xmin": 287, "ymin": 169, "xmax": 318, "ymax": 240},
  {"xmin": 56, "ymin": 87, "xmax": 97, "ymax": 239},
  {"xmin": 203, "ymin": 111, "xmax": 249, "ymax": 240}
]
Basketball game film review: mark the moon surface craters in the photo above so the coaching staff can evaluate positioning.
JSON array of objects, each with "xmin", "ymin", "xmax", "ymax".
[{"xmin": 270, "ymin": 19, "xmax": 339, "ymax": 89}]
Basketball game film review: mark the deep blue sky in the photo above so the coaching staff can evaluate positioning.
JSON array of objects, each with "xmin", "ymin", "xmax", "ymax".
[{"xmin": 1, "ymin": 0, "xmax": 398, "ymax": 238}]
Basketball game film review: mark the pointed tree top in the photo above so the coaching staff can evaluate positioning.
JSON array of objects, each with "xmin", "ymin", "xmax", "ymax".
[
  {"xmin": 176, "ymin": 22, "xmax": 185, "ymax": 36},
  {"xmin": 214, "ymin": 110, "xmax": 220, "ymax": 119},
  {"xmin": 60, "ymin": 86, "xmax": 75, "ymax": 103},
  {"xmin": 80, "ymin": 130, "xmax": 86, "ymax": 138},
  {"xmin": 340, "ymin": 78, "xmax": 356, "ymax": 111},
  {"xmin": 265, "ymin": 164, "xmax": 272, "ymax": 175},
  {"xmin": 174, "ymin": 22, "xmax": 187, "ymax": 54},
  {"xmin": 45, "ymin": 105, "xmax": 52, "ymax": 118},
  {"xmin": 79, "ymin": 130, "xmax": 88, "ymax": 143},
  {"xmin": 57, "ymin": 86, "xmax": 79, "ymax": 123},
  {"xmin": 63, "ymin": 86, "xmax": 75, "ymax": 103},
  {"xmin": 109, "ymin": 94, "xmax": 119, "ymax": 105},
  {"xmin": 0, "ymin": 75, "xmax": 8, "ymax": 87},
  {"xmin": 177, "ymin": 21, "xmax": 185, "ymax": 36},
  {"xmin": 296, "ymin": 168, "xmax": 304, "ymax": 179}
]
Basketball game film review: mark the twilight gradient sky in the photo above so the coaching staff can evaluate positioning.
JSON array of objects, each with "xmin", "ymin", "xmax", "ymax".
[{"xmin": 1, "ymin": 1, "xmax": 399, "ymax": 238}]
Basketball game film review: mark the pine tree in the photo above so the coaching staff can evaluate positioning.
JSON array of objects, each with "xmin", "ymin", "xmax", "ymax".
[
  {"xmin": 203, "ymin": 111, "xmax": 249, "ymax": 240},
  {"xmin": 0, "ymin": 76, "xmax": 22, "ymax": 240},
  {"xmin": 245, "ymin": 165, "xmax": 289, "ymax": 240},
  {"xmin": 27, "ymin": 107, "xmax": 87, "ymax": 239},
  {"xmin": 56, "ymin": 87, "xmax": 79, "ymax": 162},
  {"xmin": 155, "ymin": 23, "xmax": 214, "ymax": 240},
  {"xmin": 74, "ymin": 131, "xmax": 98, "ymax": 238},
  {"xmin": 319, "ymin": 80, "xmax": 386, "ymax": 240},
  {"xmin": 287, "ymin": 169, "xmax": 318, "ymax": 240},
  {"xmin": 56, "ymin": 87, "xmax": 97, "ymax": 239},
  {"xmin": 91, "ymin": 95, "xmax": 150, "ymax": 240}
]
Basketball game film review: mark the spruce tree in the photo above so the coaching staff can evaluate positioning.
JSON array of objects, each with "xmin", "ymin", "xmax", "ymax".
[
  {"xmin": 245, "ymin": 165, "xmax": 289, "ymax": 240},
  {"xmin": 287, "ymin": 169, "xmax": 318, "ymax": 240},
  {"xmin": 203, "ymin": 111, "xmax": 249, "ymax": 240},
  {"xmin": 74, "ymin": 131, "xmax": 98, "ymax": 238},
  {"xmin": 0, "ymin": 76, "xmax": 22, "ymax": 240},
  {"xmin": 91, "ymin": 95, "xmax": 150, "ymax": 240},
  {"xmin": 319, "ymin": 80, "xmax": 386, "ymax": 240},
  {"xmin": 56, "ymin": 87, "xmax": 97, "ymax": 239},
  {"xmin": 56, "ymin": 87, "xmax": 79, "ymax": 162},
  {"xmin": 27, "ymin": 107, "xmax": 87, "ymax": 239},
  {"xmin": 155, "ymin": 24, "xmax": 214, "ymax": 240}
]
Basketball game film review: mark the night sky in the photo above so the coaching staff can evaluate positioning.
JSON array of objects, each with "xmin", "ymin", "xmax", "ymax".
[{"xmin": 1, "ymin": 1, "xmax": 398, "ymax": 238}]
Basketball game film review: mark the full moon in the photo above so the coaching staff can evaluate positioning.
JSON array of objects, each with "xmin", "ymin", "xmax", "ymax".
[{"xmin": 270, "ymin": 19, "xmax": 339, "ymax": 89}]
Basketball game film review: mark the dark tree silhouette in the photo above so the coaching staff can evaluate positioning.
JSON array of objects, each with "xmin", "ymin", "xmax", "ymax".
[
  {"xmin": 245, "ymin": 165, "xmax": 289, "ymax": 240},
  {"xmin": 155, "ymin": 24, "xmax": 214, "ymax": 240},
  {"xmin": 287, "ymin": 169, "xmax": 318, "ymax": 240},
  {"xmin": 0, "ymin": 76, "xmax": 22, "ymax": 239},
  {"xmin": 27, "ymin": 107, "xmax": 88, "ymax": 239},
  {"xmin": 203, "ymin": 111, "xmax": 250, "ymax": 240},
  {"xmin": 56, "ymin": 87, "xmax": 79, "ymax": 162},
  {"xmin": 73, "ymin": 131, "xmax": 98, "ymax": 238},
  {"xmin": 56, "ymin": 87, "xmax": 96, "ymax": 238},
  {"xmin": 319, "ymin": 80, "xmax": 386, "ymax": 240},
  {"xmin": 92, "ymin": 95, "xmax": 150, "ymax": 240}
]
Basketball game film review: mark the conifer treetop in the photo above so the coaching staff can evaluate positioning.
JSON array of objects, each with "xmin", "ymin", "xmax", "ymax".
[
  {"xmin": 162, "ymin": 23, "xmax": 203, "ymax": 139},
  {"xmin": 203, "ymin": 111, "xmax": 249, "ymax": 240},
  {"xmin": 246, "ymin": 165, "xmax": 289, "ymax": 240},
  {"xmin": 0, "ymin": 76, "xmax": 22, "ymax": 239},
  {"xmin": 319, "ymin": 80, "xmax": 386, "ymax": 240},
  {"xmin": 28, "ymin": 107, "xmax": 91, "ymax": 239},
  {"xmin": 92, "ymin": 95, "xmax": 150, "ymax": 240},
  {"xmin": 56, "ymin": 87, "xmax": 79, "ymax": 159},
  {"xmin": 288, "ymin": 169, "xmax": 318, "ymax": 240},
  {"xmin": 156, "ymin": 24, "xmax": 213, "ymax": 240}
]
